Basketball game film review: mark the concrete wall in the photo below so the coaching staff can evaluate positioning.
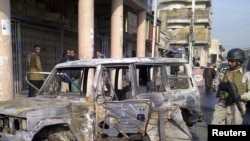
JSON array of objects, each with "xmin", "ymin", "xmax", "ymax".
[{"xmin": 11, "ymin": 0, "xmax": 78, "ymax": 31}]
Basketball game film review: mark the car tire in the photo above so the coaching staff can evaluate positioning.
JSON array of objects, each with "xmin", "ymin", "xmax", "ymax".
[
  {"xmin": 180, "ymin": 108, "xmax": 194, "ymax": 127},
  {"xmin": 32, "ymin": 125, "xmax": 77, "ymax": 141},
  {"xmin": 47, "ymin": 130, "xmax": 76, "ymax": 141}
]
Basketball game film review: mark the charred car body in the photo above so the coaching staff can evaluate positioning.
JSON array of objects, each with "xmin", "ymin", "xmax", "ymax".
[
  {"xmin": 0, "ymin": 57, "xmax": 196, "ymax": 141},
  {"xmin": 166, "ymin": 62, "xmax": 203, "ymax": 126}
]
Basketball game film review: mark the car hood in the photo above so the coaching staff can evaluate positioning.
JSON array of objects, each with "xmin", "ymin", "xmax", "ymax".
[{"xmin": 0, "ymin": 97, "xmax": 71, "ymax": 117}]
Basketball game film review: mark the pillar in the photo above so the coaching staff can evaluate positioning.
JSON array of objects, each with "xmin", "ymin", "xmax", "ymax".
[
  {"xmin": 137, "ymin": 10, "xmax": 146, "ymax": 57},
  {"xmin": 111, "ymin": 0, "xmax": 123, "ymax": 58},
  {"xmin": 0, "ymin": 0, "xmax": 13, "ymax": 101},
  {"xmin": 78, "ymin": 0, "xmax": 94, "ymax": 59},
  {"xmin": 78, "ymin": 0, "xmax": 94, "ymax": 103}
]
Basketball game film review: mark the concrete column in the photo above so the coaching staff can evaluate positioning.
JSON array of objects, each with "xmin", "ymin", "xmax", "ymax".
[
  {"xmin": 0, "ymin": 0, "xmax": 13, "ymax": 101},
  {"xmin": 78, "ymin": 0, "xmax": 94, "ymax": 59},
  {"xmin": 78, "ymin": 0, "xmax": 94, "ymax": 103},
  {"xmin": 137, "ymin": 10, "xmax": 146, "ymax": 57},
  {"xmin": 200, "ymin": 48, "xmax": 207, "ymax": 67},
  {"xmin": 111, "ymin": 0, "xmax": 123, "ymax": 89},
  {"xmin": 111, "ymin": 0, "xmax": 123, "ymax": 58}
]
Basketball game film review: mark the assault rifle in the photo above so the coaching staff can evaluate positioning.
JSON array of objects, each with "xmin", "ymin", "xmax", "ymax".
[{"xmin": 218, "ymin": 82, "xmax": 244, "ymax": 117}]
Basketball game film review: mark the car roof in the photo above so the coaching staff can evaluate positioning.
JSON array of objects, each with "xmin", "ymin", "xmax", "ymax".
[{"xmin": 55, "ymin": 57, "xmax": 189, "ymax": 69}]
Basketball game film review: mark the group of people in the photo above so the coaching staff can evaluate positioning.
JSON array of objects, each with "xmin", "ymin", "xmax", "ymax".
[
  {"xmin": 27, "ymin": 44, "xmax": 106, "ymax": 96},
  {"xmin": 27, "ymin": 46, "xmax": 80, "ymax": 96},
  {"xmin": 58, "ymin": 48, "xmax": 80, "ymax": 92}
]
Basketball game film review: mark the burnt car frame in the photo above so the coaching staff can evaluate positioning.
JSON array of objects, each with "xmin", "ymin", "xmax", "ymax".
[{"xmin": 0, "ymin": 57, "xmax": 195, "ymax": 141}]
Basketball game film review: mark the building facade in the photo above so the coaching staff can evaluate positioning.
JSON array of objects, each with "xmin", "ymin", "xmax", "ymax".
[
  {"xmin": 158, "ymin": 0, "xmax": 211, "ymax": 67},
  {"xmin": 3, "ymin": 0, "xmax": 161, "ymax": 95},
  {"xmin": 210, "ymin": 39, "xmax": 226, "ymax": 68}
]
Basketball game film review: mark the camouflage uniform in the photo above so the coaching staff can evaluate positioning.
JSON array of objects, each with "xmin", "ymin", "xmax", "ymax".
[{"xmin": 211, "ymin": 68, "xmax": 250, "ymax": 124}]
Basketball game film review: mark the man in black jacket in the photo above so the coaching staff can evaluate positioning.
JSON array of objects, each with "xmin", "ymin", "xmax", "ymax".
[
  {"xmin": 96, "ymin": 50, "xmax": 106, "ymax": 58},
  {"xmin": 203, "ymin": 62, "xmax": 216, "ymax": 93}
]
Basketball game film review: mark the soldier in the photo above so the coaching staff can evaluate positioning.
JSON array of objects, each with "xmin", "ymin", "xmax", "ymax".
[{"xmin": 211, "ymin": 48, "xmax": 250, "ymax": 125}]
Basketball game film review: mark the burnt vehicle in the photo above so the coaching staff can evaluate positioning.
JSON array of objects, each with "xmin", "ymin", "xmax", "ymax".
[
  {"xmin": 0, "ymin": 57, "xmax": 193, "ymax": 141},
  {"xmin": 166, "ymin": 63, "xmax": 203, "ymax": 126}
]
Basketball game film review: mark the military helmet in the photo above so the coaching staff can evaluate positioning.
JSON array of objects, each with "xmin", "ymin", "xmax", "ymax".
[{"xmin": 227, "ymin": 48, "xmax": 245, "ymax": 62}]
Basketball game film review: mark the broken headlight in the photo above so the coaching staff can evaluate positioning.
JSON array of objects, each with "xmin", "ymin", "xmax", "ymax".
[{"xmin": 0, "ymin": 115, "xmax": 27, "ymax": 134}]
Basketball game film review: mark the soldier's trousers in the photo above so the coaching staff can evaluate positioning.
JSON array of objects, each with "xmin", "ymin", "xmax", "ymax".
[{"xmin": 211, "ymin": 99, "xmax": 246, "ymax": 125}]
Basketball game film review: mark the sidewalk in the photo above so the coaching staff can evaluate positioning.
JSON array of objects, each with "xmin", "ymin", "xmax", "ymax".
[{"xmin": 15, "ymin": 90, "xmax": 28, "ymax": 99}]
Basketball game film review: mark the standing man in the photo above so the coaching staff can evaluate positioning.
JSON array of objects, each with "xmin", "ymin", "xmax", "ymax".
[
  {"xmin": 211, "ymin": 48, "xmax": 250, "ymax": 125},
  {"xmin": 27, "ymin": 45, "xmax": 44, "ymax": 97},
  {"xmin": 60, "ymin": 48, "xmax": 71, "ymax": 63},
  {"xmin": 95, "ymin": 50, "xmax": 110, "ymax": 91},
  {"xmin": 69, "ymin": 49, "xmax": 80, "ymax": 92},
  {"xmin": 69, "ymin": 49, "xmax": 79, "ymax": 61},
  {"xmin": 57, "ymin": 48, "xmax": 71, "ymax": 92},
  {"xmin": 203, "ymin": 62, "xmax": 216, "ymax": 93},
  {"xmin": 95, "ymin": 50, "xmax": 106, "ymax": 58}
]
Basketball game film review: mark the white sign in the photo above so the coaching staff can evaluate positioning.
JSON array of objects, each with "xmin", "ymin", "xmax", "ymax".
[
  {"xmin": 1, "ymin": 20, "xmax": 11, "ymax": 35},
  {"xmin": 90, "ymin": 28, "xmax": 94, "ymax": 39},
  {"xmin": 194, "ymin": 75, "xmax": 203, "ymax": 81}
]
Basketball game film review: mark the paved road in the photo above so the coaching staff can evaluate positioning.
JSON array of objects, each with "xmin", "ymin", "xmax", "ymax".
[
  {"xmin": 189, "ymin": 86, "xmax": 217, "ymax": 141},
  {"xmin": 189, "ymin": 107, "xmax": 213, "ymax": 141},
  {"xmin": 189, "ymin": 86, "xmax": 250, "ymax": 141}
]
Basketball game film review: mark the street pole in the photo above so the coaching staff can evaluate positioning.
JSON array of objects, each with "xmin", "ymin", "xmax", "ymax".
[
  {"xmin": 151, "ymin": 0, "xmax": 158, "ymax": 81},
  {"xmin": 152, "ymin": 0, "xmax": 158, "ymax": 57},
  {"xmin": 189, "ymin": 0, "xmax": 195, "ymax": 67}
]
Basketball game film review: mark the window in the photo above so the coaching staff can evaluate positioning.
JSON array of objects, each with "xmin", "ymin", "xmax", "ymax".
[
  {"xmin": 135, "ymin": 65, "xmax": 166, "ymax": 93},
  {"xmin": 166, "ymin": 64, "xmax": 189, "ymax": 89}
]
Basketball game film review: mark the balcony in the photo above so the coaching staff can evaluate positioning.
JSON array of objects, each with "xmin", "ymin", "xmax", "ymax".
[
  {"xmin": 160, "ymin": 0, "xmax": 211, "ymax": 5},
  {"xmin": 168, "ymin": 28, "xmax": 210, "ymax": 45},
  {"xmin": 161, "ymin": 9, "xmax": 211, "ymax": 27}
]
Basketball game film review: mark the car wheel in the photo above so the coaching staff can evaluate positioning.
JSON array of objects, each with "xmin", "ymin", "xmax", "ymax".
[
  {"xmin": 180, "ymin": 108, "xmax": 194, "ymax": 127},
  {"xmin": 32, "ymin": 125, "xmax": 77, "ymax": 141},
  {"xmin": 47, "ymin": 130, "xmax": 76, "ymax": 141}
]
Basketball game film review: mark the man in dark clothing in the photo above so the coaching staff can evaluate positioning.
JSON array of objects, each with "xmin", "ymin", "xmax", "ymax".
[
  {"xmin": 203, "ymin": 63, "xmax": 216, "ymax": 93},
  {"xmin": 60, "ymin": 49, "xmax": 71, "ymax": 63},
  {"xmin": 96, "ymin": 50, "xmax": 106, "ymax": 58},
  {"xmin": 57, "ymin": 49, "xmax": 71, "ymax": 92},
  {"xmin": 69, "ymin": 49, "xmax": 79, "ymax": 61},
  {"xmin": 69, "ymin": 49, "xmax": 80, "ymax": 92}
]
